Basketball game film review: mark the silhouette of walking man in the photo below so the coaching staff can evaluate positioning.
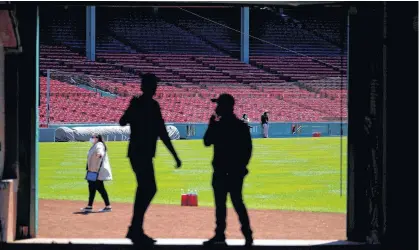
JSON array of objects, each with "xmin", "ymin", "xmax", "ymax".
[
  {"xmin": 203, "ymin": 93, "xmax": 253, "ymax": 248},
  {"xmin": 120, "ymin": 73, "xmax": 182, "ymax": 246}
]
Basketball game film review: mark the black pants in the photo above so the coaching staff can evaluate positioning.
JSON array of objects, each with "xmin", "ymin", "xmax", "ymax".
[
  {"xmin": 88, "ymin": 180, "xmax": 110, "ymax": 207},
  {"xmin": 212, "ymin": 173, "xmax": 252, "ymax": 238},
  {"xmin": 128, "ymin": 157, "xmax": 157, "ymax": 235}
]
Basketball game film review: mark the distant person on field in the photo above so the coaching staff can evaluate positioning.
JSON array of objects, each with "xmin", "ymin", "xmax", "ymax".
[
  {"xmin": 242, "ymin": 114, "xmax": 252, "ymax": 130},
  {"xmin": 261, "ymin": 111, "xmax": 269, "ymax": 138},
  {"xmin": 203, "ymin": 93, "xmax": 253, "ymax": 248},
  {"xmin": 242, "ymin": 114, "xmax": 250, "ymax": 124},
  {"xmin": 81, "ymin": 133, "xmax": 113, "ymax": 213},
  {"xmin": 119, "ymin": 73, "xmax": 182, "ymax": 246}
]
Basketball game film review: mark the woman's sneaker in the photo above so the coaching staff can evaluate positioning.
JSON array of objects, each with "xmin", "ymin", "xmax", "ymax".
[
  {"xmin": 99, "ymin": 206, "xmax": 112, "ymax": 212},
  {"xmin": 80, "ymin": 206, "xmax": 93, "ymax": 213}
]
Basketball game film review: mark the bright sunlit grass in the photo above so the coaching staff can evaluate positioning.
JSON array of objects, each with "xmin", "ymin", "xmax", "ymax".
[{"xmin": 39, "ymin": 137, "xmax": 347, "ymax": 213}]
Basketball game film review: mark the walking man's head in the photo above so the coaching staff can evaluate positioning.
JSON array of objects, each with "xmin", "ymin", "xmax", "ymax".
[
  {"xmin": 141, "ymin": 73, "xmax": 160, "ymax": 97},
  {"xmin": 211, "ymin": 93, "xmax": 235, "ymax": 117}
]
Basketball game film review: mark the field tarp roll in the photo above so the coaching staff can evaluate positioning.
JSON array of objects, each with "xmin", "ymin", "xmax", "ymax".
[
  {"xmin": 54, "ymin": 127, "xmax": 76, "ymax": 142},
  {"xmin": 166, "ymin": 125, "xmax": 180, "ymax": 140},
  {"xmin": 55, "ymin": 125, "xmax": 180, "ymax": 142}
]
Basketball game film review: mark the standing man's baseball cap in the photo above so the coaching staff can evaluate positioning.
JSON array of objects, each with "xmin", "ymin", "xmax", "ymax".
[
  {"xmin": 211, "ymin": 93, "xmax": 235, "ymax": 107},
  {"xmin": 141, "ymin": 73, "xmax": 160, "ymax": 84}
]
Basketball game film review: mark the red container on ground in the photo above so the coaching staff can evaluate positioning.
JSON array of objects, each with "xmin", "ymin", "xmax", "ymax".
[
  {"xmin": 312, "ymin": 132, "xmax": 321, "ymax": 137},
  {"xmin": 189, "ymin": 194, "xmax": 198, "ymax": 206},
  {"xmin": 181, "ymin": 194, "xmax": 189, "ymax": 206}
]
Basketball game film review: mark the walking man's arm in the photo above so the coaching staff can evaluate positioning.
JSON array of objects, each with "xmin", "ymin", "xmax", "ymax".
[
  {"xmin": 156, "ymin": 103, "xmax": 182, "ymax": 168},
  {"xmin": 119, "ymin": 98, "xmax": 135, "ymax": 126}
]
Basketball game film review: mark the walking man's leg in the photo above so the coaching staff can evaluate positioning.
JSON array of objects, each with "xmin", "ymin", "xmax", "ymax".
[
  {"xmin": 131, "ymin": 172, "xmax": 156, "ymax": 233},
  {"xmin": 229, "ymin": 176, "xmax": 253, "ymax": 245},
  {"xmin": 127, "ymin": 158, "xmax": 157, "ymax": 244}
]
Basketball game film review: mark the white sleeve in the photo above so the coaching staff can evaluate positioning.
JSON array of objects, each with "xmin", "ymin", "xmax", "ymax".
[{"xmin": 95, "ymin": 143, "xmax": 106, "ymax": 157}]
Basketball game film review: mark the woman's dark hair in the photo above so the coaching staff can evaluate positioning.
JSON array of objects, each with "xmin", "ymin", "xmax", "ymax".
[{"xmin": 94, "ymin": 133, "xmax": 107, "ymax": 152}]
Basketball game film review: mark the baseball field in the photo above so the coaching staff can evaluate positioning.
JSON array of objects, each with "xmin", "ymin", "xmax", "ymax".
[{"xmin": 38, "ymin": 137, "xmax": 348, "ymax": 239}]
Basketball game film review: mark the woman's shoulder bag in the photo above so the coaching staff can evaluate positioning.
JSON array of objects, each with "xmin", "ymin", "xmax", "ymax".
[{"xmin": 85, "ymin": 153, "xmax": 106, "ymax": 181}]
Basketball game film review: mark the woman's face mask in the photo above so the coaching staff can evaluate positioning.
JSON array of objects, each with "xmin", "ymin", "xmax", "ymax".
[{"xmin": 89, "ymin": 137, "xmax": 97, "ymax": 144}]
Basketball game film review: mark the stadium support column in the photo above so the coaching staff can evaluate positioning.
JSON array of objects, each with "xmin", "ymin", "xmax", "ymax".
[
  {"xmin": 13, "ymin": 3, "xmax": 38, "ymax": 239},
  {"xmin": 0, "ymin": 44, "xmax": 4, "ymax": 180},
  {"xmin": 347, "ymin": 3, "xmax": 386, "ymax": 243},
  {"xmin": 240, "ymin": 7, "xmax": 249, "ymax": 64},
  {"xmin": 86, "ymin": 6, "xmax": 96, "ymax": 61},
  {"xmin": 348, "ymin": 2, "xmax": 417, "ymax": 247}
]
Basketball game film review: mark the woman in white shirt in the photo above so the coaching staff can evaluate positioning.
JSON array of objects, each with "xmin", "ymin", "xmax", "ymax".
[
  {"xmin": 242, "ymin": 114, "xmax": 250, "ymax": 124},
  {"xmin": 242, "ymin": 114, "xmax": 252, "ymax": 130},
  {"xmin": 81, "ymin": 133, "xmax": 113, "ymax": 213}
]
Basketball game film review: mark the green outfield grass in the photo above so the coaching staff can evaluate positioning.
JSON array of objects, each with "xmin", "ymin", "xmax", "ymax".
[{"xmin": 39, "ymin": 137, "xmax": 347, "ymax": 213}]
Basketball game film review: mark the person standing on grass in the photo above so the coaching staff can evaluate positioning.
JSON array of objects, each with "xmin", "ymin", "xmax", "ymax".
[
  {"xmin": 203, "ymin": 93, "xmax": 253, "ymax": 248},
  {"xmin": 81, "ymin": 133, "xmax": 113, "ymax": 213},
  {"xmin": 261, "ymin": 111, "xmax": 269, "ymax": 138},
  {"xmin": 119, "ymin": 73, "xmax": 182, "ymax": 246}
]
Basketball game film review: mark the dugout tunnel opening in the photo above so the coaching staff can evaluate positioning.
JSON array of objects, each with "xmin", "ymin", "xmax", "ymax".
[{"xmin": 0, "ymin": 1, "xmax": 417, "ymax": 249}]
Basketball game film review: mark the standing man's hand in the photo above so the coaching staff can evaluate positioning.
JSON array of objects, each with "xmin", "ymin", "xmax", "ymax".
[
  {"xmin": 209, "ymin": 114, "xmax": 218, "ymax": 125},
  {"xmin": 204, "ymin": 115, "xmax": 217, "ymax": 147}
]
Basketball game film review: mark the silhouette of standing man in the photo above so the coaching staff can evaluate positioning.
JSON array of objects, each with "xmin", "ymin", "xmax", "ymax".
[
  {"xmin": 203, "ymin": 94, "xmax": 253, "ymax": 248},
  {"xmin": 120, "ymin": 73, "xmax": 182, "ymax": 246}
]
